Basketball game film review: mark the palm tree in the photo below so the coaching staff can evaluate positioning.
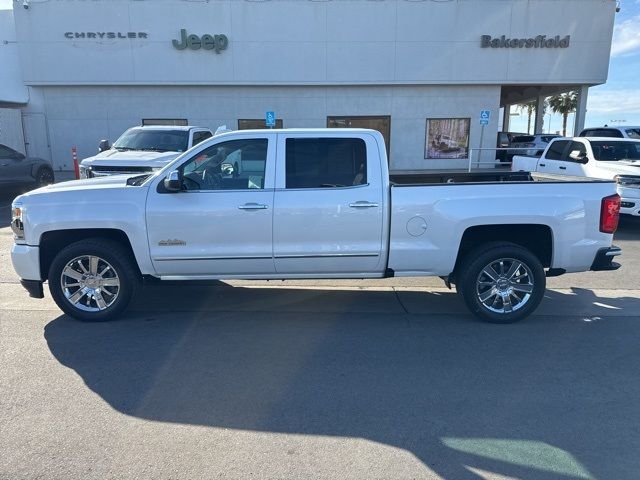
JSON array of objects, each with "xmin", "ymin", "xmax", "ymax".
[
  {"xmin": 516, "ymin": 99, "xmax": 549, "ymax": 134},
  {"xmin": 517, "ymin": 100, "xmax": 536, "ymax": 134},
  {"xmin": 548, "ymin": 91, "xmax": 578, "ymax": 136}
]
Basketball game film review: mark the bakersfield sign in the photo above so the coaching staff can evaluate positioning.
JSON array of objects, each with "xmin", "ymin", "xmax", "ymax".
[{"xmin": 481, "ymin": 35, "xmax": 571, "ymax": 49}]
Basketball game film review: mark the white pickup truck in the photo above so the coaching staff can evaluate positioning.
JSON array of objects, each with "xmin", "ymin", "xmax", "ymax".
[
  {"xmin": 11, "ymin": 129, "xmax": 622, "ymax": 324},
  {"xmin": 79, "ymin": 125, "xmax": 213, "ymax": 178},
  {"xmin": 512, "ymin": 137, "xmax": 640, "ymax": 216}
]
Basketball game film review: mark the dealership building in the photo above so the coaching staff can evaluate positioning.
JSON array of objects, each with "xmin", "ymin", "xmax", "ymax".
[{"xmin": 0, "ymin": 0, "xmax": 617, "ymax": 172}]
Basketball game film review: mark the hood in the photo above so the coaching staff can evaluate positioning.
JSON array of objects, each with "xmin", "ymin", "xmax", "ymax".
[
  {"xmin": 14, "ymin": 175, "xmax": 142, "ymax": 203},
  {"xmin": 597, "ymin": 161, "xmax": 640, "ymax": 178},
  {"xmin": 81, "ymin": 149, "xmax": 181, "ymax": 168}
]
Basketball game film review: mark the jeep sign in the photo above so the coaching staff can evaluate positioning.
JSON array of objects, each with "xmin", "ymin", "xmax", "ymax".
[{"xmin": 172, "ymin": 29, "xmax": 229, "ymax": 53}]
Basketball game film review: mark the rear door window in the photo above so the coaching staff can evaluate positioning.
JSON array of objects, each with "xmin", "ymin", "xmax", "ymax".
[
  {"xmin": 625, "ymin": 129, "xmax": 640, "ymax": 139},
  {"xmin": 285, "ymin": 138, "xmax": 367, "ymax": 189},
  {"xmin": 192, "ymin": 131, "xmax": 212, "ymax": 146},
  {"xmin": 545, "ymin": 140, "xmax": 570, "ymax": 160}
]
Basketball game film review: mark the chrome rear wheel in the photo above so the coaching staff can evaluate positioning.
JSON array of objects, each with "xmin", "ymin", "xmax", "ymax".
[
  {"xmin": 458, "ymin": 242, "xmax": 546, "ymax": 323},
  {"xmin": 476, "ymin": 258, "xmax": 534, "ymax": 314}
]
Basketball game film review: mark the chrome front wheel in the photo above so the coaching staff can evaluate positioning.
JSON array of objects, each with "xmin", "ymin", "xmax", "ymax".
[
  {"xmin": 49, "ymin": 239, "xmax": 139, "ymax": 321},
  {"xmin": 60, "ymin": 255, "xmax": 121, "ymax": 312}
]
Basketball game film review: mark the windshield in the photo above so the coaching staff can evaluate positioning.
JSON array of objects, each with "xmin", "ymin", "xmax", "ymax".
[
  {"xmin": 625, "ymin": 129, "xmax": 640, "ymax": 140},
  {"xmin": 113, "ymin": 129, "xmax": 189, "ymax": 152},
  {"xmin": 591, "ymin": 141, "xmax": 640, "ymax": 161}
]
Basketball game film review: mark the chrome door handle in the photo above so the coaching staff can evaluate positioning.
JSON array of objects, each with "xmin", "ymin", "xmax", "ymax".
[
  {"xmin": 349, "ymin": 201, "xmax": 379, "ymax": 208},
  {"xmin": 238, "ymin": 203, "xmax": 268, "ymax": 210}
]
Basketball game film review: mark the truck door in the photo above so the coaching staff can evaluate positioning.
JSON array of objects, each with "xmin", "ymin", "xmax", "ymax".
[
  {"xmin": 273, "ymin": 133, "xmax": 385, "ymax": 275},
  {"xmin": 145, "ymin": 134, "xmax": 276, "ymax": 277},
  {"xmin": 561, "ymin": 141, "xmax": 589, "ymax": 176},
  {"xmin": 537, "ymin": 139, "xmax": 570, "ymax": 174}
]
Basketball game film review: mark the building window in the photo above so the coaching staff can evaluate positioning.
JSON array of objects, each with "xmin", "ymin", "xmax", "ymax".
[
  {"xmin": 425, "ymin": 118, "xmax": 470, "ymax": 159},
  {"xmin": 238, "ymin": 119, "xmax": 283, "ymax": 130},
  {"xmin": 285, "ymin": 137, "xmax": 366, "ymax": 189},
  {"xmin": 327, "ymin": 116, "xmax": 390, "ymax": 158},
  {"xmin": 142, "ymin": 119, "xmax": 188, "ymax": 126}
]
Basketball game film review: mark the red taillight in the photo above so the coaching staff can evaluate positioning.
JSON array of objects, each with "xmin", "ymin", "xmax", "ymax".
[{"xmin": 600, "ymin": 194, "xmax": 621, "ymax": 234}]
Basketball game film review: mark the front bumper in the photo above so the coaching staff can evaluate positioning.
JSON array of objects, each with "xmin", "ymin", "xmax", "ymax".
[
  {"xmin": 20, "ymin": 279, "xmax": 44, "ymax": 299},
  {"xmin": 590, "ymin": 246, "xmax": 622, "ymax": 272},
  {"xmin": 11, "ymin": 244, "xmax": 41, "ymax": 281}
]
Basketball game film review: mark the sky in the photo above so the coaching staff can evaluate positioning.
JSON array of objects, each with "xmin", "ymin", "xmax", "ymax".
[{"xmin": 1, "ymin": 0, "xmax": 639, "ymax": 133}]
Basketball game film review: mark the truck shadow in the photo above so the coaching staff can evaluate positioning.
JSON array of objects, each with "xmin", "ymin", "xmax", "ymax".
[
  {"xmin": 44, "ymin": 284, "xmax": 640, "ymax": 479},
  {"xmin": 615, "ymin": 215, "xmax": 640, "ymax": 240}
]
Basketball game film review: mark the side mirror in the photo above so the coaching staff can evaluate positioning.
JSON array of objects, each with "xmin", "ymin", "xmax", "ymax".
[
  {"xmin": 164, "ymin": 170, "xmax": 183, "ymax": 192},
  {"xmin": 98, "ymin": 139, "xmax": 111, "ymax": 153},
  {"xmin": 569, "ymin": 150, "xmax": 589, "ymax": 164}
]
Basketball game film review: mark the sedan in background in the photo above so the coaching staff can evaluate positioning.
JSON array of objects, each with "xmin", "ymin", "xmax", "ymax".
[
  {"xmin": 509, "ymin": 134, "xmax": 562, "ymax": 157},
  {"xmin": 0, "ymin": 144, "xmax": 54, "ymax": 192}
]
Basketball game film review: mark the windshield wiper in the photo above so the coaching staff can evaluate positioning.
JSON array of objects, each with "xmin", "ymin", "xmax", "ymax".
[{"xmin": 114, "ymin": 147, "xmax": 136, "ymax": 151}]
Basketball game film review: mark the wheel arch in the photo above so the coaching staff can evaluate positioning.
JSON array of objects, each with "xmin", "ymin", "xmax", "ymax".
[
  {"xmin": 39, "ymin": 229, "xmax": 141, "ymax": 281},
  {"xmin": 451, "ymin": 224, "xmax": 553, "ymax": 282}
]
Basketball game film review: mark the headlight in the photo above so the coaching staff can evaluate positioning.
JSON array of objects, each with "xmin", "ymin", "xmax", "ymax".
[
  {"xmin": 614, "ymin": 175, "xmax": 640, "ymax": 188},
  {"xmin": 79, "ymin": 165, "xmax": 90, "ymax": 179},
  {"xmin": 11, "ymin": 202, "xmax": 25, "ymax": 242}
]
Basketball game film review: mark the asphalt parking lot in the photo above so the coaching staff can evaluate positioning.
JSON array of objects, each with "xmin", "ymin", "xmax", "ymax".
[{"xmin": 1, "ymin": 185, "xmax": 640, "ymax": 480}]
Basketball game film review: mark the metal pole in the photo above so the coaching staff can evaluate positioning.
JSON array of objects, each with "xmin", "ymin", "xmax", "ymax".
[{"xmin": 477, "ymin": 124, "xmax": 486, "ymax": 170}]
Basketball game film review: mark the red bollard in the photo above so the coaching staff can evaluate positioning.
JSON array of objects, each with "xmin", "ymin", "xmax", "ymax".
[{"xmin": 72, "ymin": 146, "xmax": 79, "ymax": 179}]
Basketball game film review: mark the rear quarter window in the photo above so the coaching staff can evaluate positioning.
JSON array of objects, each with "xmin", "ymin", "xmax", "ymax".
[
  {"xmin": 582, "ymin": 129, "xmax": 624, "ymax": 138},
  {"xmin": 512, "ymin": 136, "xmax": 535, "ymax": 143}
]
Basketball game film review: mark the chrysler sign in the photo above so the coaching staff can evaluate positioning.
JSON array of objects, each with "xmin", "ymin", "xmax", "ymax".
[{"xmin": 481, "ymin": 35, "xmax": 571, "ymax": 49}]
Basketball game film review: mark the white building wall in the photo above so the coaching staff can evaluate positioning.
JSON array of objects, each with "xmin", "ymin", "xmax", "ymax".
[
  {"xmin": 0, "ymin": 108, "xmax": 26, "ymax": 154},
  {"xmin": 13, "ymin": 0, "xmax": 615, "ymax": 86},
  {"xmin": 39, "ymin": 85, "xmax": 499, "ymax": 171}
]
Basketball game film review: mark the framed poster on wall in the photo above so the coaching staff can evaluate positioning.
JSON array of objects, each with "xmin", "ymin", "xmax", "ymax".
[{"xmin": 425, "ymin": 118, "xmax": 470, "ymax": 159}]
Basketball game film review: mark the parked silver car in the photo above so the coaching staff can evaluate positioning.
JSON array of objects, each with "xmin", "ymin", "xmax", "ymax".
[
  {"xmin": 0, "ymin": 144, "xmax": 54, "ymax": 191},
  {"xmin": 509, "ymin": 134, "xmax": 562, "ymax": 157}
]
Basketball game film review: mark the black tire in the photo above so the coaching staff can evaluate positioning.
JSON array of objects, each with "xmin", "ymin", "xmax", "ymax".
[
  {"xmin": 35, "ymin": 166, "xmax": 54, "ymax": 187},
  {"xmin": 48, "ymin": 238, "xmax": 140, "ymax": 322},
  {"xmin": 456, "ymin": 242, "xmax": 546, "ymax": 324}
]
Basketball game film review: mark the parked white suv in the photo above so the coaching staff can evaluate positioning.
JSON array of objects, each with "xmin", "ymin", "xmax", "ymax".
[
  {"xmin": 579, "ymin": 126, "xmax": 640, "ymax": 140},
  {"xmin": 80, "ymin": 125, "xmax": 213, "ymax": 178}
]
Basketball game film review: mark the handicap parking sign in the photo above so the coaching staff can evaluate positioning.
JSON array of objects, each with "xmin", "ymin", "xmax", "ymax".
[
  {"xmin": 480, "ymin": 110, "xmax": 491, "ymax": 125},
  {"xmin": 266, "ymin": 111, "xmax": 276, "ymax": 128}
]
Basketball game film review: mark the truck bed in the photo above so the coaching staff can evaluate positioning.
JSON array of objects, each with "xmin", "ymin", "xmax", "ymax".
[
  {"xmin": 390, "ymin": 170, "xmax": 532, "ymax": 185},
  {"xmin": 389, "ymin": 170, "xmax": 613, "ymax": 186}
]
